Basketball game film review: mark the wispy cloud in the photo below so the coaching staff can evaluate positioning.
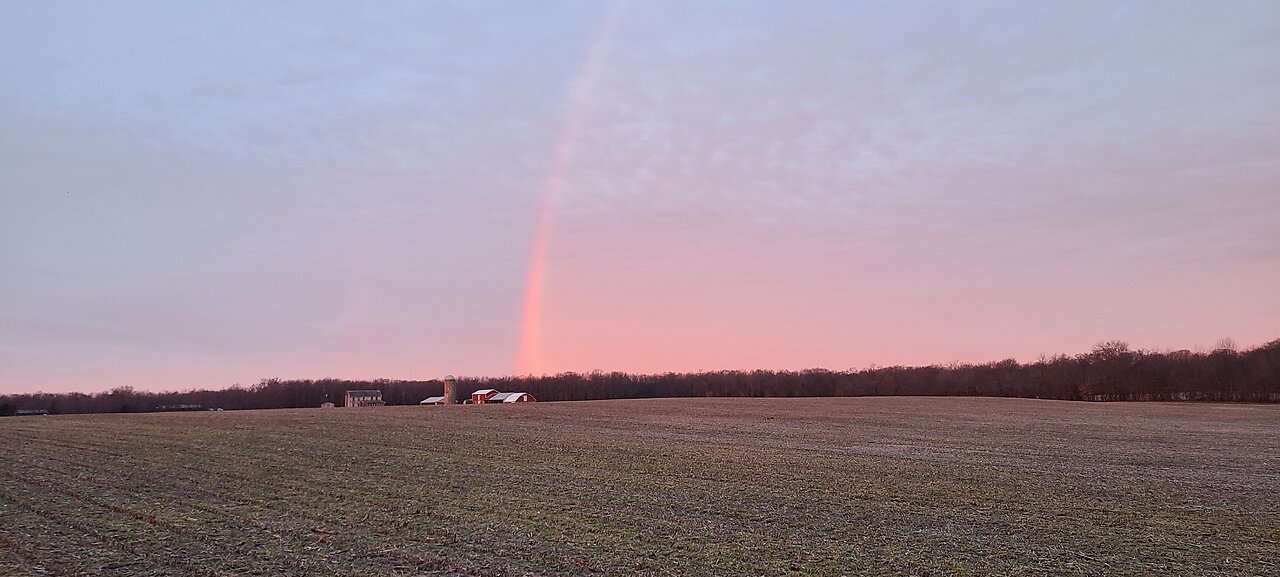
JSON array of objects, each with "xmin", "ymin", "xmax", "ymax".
[{"xmin": 2, "ymin": 1, "xmax": 1277, "ymax": 392}]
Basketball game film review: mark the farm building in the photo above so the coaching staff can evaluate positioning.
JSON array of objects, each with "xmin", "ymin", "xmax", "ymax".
[
  {"xmin": 441, "ymin": 374, "xmax": 458, "ymax": 405},
  {"xmin": 344, "ymin": 390, "xmax": 385, "ymax": 408},
  {"xmin": 154, "ymin": 404, "xmax": 204, "ymax": 412},
  {"xmin": 471, "ymin": 389, "xmax": 536, "ymax": 404},
  {"xmin": 419, "ymin": 396, "xmax": 446, "ymax": 405}
]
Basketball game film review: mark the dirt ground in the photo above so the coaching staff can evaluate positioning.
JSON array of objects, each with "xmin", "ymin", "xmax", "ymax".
[{"xmin": 1, "ymin": 397, "xmax": 1276, "ymax": 576}]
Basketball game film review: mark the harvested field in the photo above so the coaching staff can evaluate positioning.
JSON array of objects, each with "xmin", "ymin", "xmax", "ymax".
[{"xmin": 1, "ymin": 397, "xmax": 1277, "ymax": 576}]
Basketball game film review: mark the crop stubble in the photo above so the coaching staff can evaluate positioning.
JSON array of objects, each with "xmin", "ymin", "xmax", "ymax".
[{"xmin": 0, "ymin": 397, "xmax": 1276, "ymax": 576}]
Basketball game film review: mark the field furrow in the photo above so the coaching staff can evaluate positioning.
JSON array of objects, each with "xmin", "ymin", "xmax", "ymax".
[{"xmin": 1, "ymin": 398, "xmax": 1276, "ymax": 576}]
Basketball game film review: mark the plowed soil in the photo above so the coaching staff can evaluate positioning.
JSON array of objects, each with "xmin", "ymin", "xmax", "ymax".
[{"xmin": 2, "ymin": 397, "xmax": 1276, "ymax": 576}]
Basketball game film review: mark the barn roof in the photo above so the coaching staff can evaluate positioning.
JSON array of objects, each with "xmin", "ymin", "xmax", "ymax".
[
  {"xmin": 472, "ymin": 389, "xmax": 498, "ymax": 396},
  {"xmin": 419, "ymin": 396, "xmax": 446, "ymax": 404},
  {"xmin": 346, "ymin": 390, "xmax": 382, "ymax": 395},
  {"xmin": 488, "ymin": 392, "xmax": 532, "ymax": 402}
]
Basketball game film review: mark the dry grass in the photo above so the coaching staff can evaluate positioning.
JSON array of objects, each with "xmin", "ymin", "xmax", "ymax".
[{"xmin": 1, "ymin": 397, "xmax": 1277, "ymax": 576}]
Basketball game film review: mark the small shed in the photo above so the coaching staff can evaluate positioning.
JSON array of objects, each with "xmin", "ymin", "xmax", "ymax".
[
  {"xmin": 419, "ymin": 396, "xmax": 446, "ymax": 405},
  {"xmin": 471, "ymin": 389, "xmax": 499, "ymax": 404},
  {"xmin": 344, "ymin": 390, "xmax": 385, "ymax": 408}
]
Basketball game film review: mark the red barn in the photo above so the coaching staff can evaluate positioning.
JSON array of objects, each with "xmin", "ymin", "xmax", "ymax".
[{"xmin": 489, "ymin": 392, "xmax": 536, "ymax": 403}]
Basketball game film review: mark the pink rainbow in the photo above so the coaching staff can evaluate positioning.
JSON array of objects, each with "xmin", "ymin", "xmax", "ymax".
[{"xmin": 515, "ymin": 4, "xmax": 626, "ymax": 376}]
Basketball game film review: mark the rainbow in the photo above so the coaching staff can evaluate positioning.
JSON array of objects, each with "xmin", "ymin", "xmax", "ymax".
[{"xmin": 515, "ymin": 3, "xmax": 626, "ymax": 376}]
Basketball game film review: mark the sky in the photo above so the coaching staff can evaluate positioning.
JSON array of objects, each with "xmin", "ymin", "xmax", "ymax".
[{"xmin": 2, "ymin": 1, "xmax": 1278, "ymax": 394}]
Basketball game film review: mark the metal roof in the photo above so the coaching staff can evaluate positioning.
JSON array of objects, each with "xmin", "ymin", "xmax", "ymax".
[
  {"xmin": 419, "ymin": 396, "xmax": 446, "ymax": 404},
  {"xmin": 502, "ymin": 393, "xmax": 532, "ymax": 403},
  {"xmin": 472, "ymin": 389, "xmax": 498, "ymax": 396},
  {"xmin": 488, "ymin": 392, "xmax": 515, "ymax": 402}
]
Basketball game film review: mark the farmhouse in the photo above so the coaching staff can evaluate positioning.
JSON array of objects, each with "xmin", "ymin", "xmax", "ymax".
[
  {"xmin": 471, "ymin": 389, "xmax": 536, "ymax": 404},
  {"xmin": 344, "ymin": 390, "xmax": 385, "ymax": 408}
]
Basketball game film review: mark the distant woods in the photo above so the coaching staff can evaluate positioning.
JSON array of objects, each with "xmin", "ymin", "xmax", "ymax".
[{"xmin": 3, "ymin": 339, "xmax": 1278, "ymax": 416}]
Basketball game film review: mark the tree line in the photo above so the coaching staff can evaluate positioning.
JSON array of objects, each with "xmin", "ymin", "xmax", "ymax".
[{"xmin": 3, "ymin": 339, "xmax": 1277, "ymax": 416}]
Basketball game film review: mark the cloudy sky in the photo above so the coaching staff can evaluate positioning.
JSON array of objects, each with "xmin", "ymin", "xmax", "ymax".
[{"xmin": 2, "ymin": 1, "xmax": 1278, "ymax": 393}]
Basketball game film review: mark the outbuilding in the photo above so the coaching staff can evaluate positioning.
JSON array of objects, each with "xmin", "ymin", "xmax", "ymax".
[
  {"xmin": 419, "ymin": 396, "xmax": 446, "ymax": 405},
  {"xmin": 471, "ymin": 389, "xmax": 499, "ymax": 404},
  {"xmin": 489, "ymin": 392, "xmax": 536, "ymax": 403}
]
